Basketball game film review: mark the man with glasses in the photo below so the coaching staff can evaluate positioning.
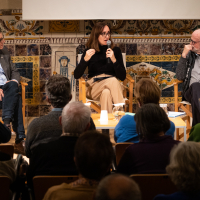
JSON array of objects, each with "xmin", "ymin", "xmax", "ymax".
[
  {"xmin": 176, "ymin": 29, "xmax": 200, "ymax": 126},
  {"xmin": 0, "ymin": 31, "xmax": 26, "ymax": 154}
]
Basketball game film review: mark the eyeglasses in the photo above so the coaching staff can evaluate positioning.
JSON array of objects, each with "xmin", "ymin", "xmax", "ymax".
[
  {"xmin": 100, "ymin": 32, "xmax": 110, "ymax": 37},
  {"xmin": 0, "ymin": 36, "xmax": 4, "ymax": 43},
  {"xmin": 190, "ymin": 39, "xmax": 200, "ymax": 45}
]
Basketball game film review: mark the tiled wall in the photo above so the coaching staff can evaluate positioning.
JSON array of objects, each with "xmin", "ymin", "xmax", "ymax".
[{"xmin": 0, "ymin": 14, "xmax": 199, "ymax": 126}]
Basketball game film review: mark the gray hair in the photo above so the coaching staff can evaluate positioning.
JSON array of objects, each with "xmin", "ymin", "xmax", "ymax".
[
  {"xmin": 95, "ymin": 174, "xmax": 141, "ymax": 200},
  {"xmin": 61, "ymin": 101, "xmax": 91, "ymax": 134},
  {"xmin": 166, "ymin": 141, "xmax": 200, "ymax": 193}
]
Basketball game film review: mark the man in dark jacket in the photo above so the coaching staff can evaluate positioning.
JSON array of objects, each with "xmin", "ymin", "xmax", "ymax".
[
  {"xmin": 176, "ymin": 29, "xmax": 200, "ymax": 126},
  {"xmin": 0, "ymin": 31, "xmax": 25, "ymax": 153}
]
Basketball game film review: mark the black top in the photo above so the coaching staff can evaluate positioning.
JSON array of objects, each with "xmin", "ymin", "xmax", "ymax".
[
  {"xmin": 74, "ymin": 46, "xmax": 126, "ymax": 81},
  {"xmin": 27, "ymin": 136, "xmax": 79, "ymax": 189}
]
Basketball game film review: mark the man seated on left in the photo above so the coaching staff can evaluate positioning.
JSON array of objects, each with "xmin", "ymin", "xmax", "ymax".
[{"xmin": 0, "ymin": 31, "xmax": 25, "ymax": 154}]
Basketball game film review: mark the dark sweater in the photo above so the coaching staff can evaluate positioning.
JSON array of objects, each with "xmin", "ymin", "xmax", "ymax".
[
  {"xmin": 27, "ymin": 136, "xmax": 79, "ymax": 188},
  {"xmin": 25, "ymin": 110, "xmax": 96, "ymax": 158},
  {"xmin": 117, "ymin": 135, "xmax": 180, "ymax": 175},
  {"xmin": 74, "ymin": 46, "xmax": 126, "ymax": 81}
]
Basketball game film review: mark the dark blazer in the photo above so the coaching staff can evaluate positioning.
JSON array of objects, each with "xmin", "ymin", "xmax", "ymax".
[{"xmin": 0, "ymin": 47, "xmax": 20, "ymax": 82}]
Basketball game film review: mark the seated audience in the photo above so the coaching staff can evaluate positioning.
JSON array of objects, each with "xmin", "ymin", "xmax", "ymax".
[
  {"xmin": 43, "ymin": 130, "xmax": 114, "ymax": 200},
  {"xmin": 0, "ymin": 122, "xmax": 15, "ymax": 183},
  {"xmin": 0, "ymin": 121, "xmax": 11, "ymax": 143},
  {"xmin": 0, "ymin": 151, "xmax": 15, "ymax": 184},
  {"xmin": 114, "ymin": 78, "xmax": 175, "ymax": 143},
  {"xmin": 25, "ymin": 74, "xmax": 95, "ymax": 158},
  {"xmin": 27, "ymin": 101, "xmax": 91, "ymax": 188},
  {"xmin": 117, "ymin": 103, "xmax": 179, "ymax": 175},
  {"xmin": 95, "ymin": 174, "xmax": 141, "ymax": 200},
  {"xmin": 187, "ymin": 123, "xmax": 200, "ymax": 142},
  {"xmin": 154, "ymin": 141, "xmax": 200, "ymax": 200}
]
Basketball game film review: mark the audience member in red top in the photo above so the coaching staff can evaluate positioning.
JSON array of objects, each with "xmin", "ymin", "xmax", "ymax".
[{"xmin": 117, "ymin": 103, "xmax": 179, "ymax": 175}]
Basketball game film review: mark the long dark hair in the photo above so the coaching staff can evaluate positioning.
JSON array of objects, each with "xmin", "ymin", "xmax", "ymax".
[
  {"xmin": 134, "ymin": 103, "xmax": 170, "ymax": 140},
  {"xmin": 86, "ymin": 22, "xmax": 114, "ymax": 52}
]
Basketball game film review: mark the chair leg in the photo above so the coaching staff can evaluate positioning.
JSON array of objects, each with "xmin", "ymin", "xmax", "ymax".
[{"xmin": 176, "ymin": 129, "xmax": 179, "ymax": 141}]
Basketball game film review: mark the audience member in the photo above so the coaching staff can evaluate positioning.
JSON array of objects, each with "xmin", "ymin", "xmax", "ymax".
[
  {"xmin": 187, "ymin": 123, "xmax": 200, "ymax": 142},
  {"xmin": 95, "ymin": 174, "xmax": 141, "ymax": 200},
  {"xmin": 114, "ymin": 78, "xmax": 175, "ymax": 143},
  {"xmin": 117, "ymin": 103, "xmax": 179, "ymax": 175},
  {"xmin": 43, "ymin": 130, "xmax": 114, "ymax": 200},
  {"xmin": 27, "ymin": 101, "xmax": 91, "ymax": 188},
  {"xmin": 0, "ymin": 151, "xmax": 15, "ymax": 183},
  {"xmin": 0, "ymin": 121, "xmax": 11, "ymax": 143},
  {"xmin": 154, "ymin": 142, "xmax": 200, "ymax": 200},
  {"xmin": 25, "ymin": 74, "xmax": 95, "ymax": 158}
]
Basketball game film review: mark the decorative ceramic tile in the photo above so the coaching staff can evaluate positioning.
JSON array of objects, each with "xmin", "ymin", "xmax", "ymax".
[
  {"xmin": 40, "ymin": 44, "xmax": 52, "ymax": 55},
  {"xmin": 126, "ymin": 55, "xmax": 181, "ymax": 62},
  {"xmin": 12, "ymin": 56, "xmax": 40, "ymax": 105},
  {"xmin": 115, "ymin": 43, "xmax": 125, "ymax": 53},
  {"xmin": 15, "ymin": 45, "xmax": 27, "ymax": 56},
  {"xmin": 39, "ymin": 105, "xmax": 51, "ymax": 116},
  {"xmin": 40, "ymin": 56, "xmax": 51, "ymax": 68},
  {"xmin": 76, "ymin": 44, "xmax": 86, "ymax": 54},
  {"xmin": 174, "ymin": 43, "xmax": 185, "ymax": 55},
  {"xmin": 0, "ymin": 16, "xmax": 43, "ymax": 36},
  {"xmin": 40, "ymin": 93, "xmax": 47, "ymax": 104},
  {"xmin": 149, "ymin": 44, "xmax": 162, "ymax": 55},
  {"xmin": 86, "ymin": 20, "xmax": 126, "ymax": 35},
  {"xmin": 137, "ymin": 44, "xmax": 149, "ymax": 55},
  {"xmin": 40, "ymin": 69, "xmax": 51, "ymax": 80},
  {"xmin": 28, "ymin": 44, "xmax": 39, "ymax": 56},
  {"xmin": 40, "ymin": 81, "xmax": 46, "ymax": 92},
  {"xmin": 27, "ymin": 105, "xmax": 39, "ymax": 117},
  {"xmin": 126, "ymin": 44, "xmax": 137, "ymax": 55},
  {"xmin": 5, "ymin": 45, "xmax": 14, "ymax": 56},
  {"xmin": 161, "ymin": 43, "xmax": 174, "ymax": 55},
  {"xmin": 49, "ymin": 21, "xmax": 79, "ymax": 33},
  {"xmin": 126, "ymin": 62, "xmax": 176, "ymax": 90}
]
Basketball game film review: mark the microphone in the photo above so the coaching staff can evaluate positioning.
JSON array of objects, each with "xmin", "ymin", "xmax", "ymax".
[{"xmin": 107, "ymin": 40, "xmax": 111, "ymax": 64}]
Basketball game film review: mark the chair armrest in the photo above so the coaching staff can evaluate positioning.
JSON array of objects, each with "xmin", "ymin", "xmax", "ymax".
[
  {"xmin": 173, "ymin": 80, "xmax": 183, "ymax": 85},
  {"xmin": 125, "ymin": 74, "xmax": 135, "ymax": 83}
]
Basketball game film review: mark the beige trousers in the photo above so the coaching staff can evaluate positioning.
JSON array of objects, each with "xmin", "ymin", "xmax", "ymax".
[{"xmin": 86, "ymin": 74, "xmax": 125, "ymax": 113}]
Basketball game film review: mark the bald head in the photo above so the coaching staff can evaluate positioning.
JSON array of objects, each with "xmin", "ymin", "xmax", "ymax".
[
  {"xmin": 95, "ymin": 174, "xmax": 141, "ymax": 200},
  {"xmin": 192, "ymin": 29, "xmax": 200, "ymax": 40}
]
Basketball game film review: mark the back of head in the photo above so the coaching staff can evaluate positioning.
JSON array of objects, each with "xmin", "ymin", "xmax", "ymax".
[
  {"xmin": 45, "ymin": 74, "xmax": 71, "ymax": 108},
  {"xmin": 134, "ymin": 78, "xmax": 161, "ymax": 106},
  {"xmin": 134, "ymin": 103, "xmax": 170, "ymax": 140},
  {"xmin": 166, "ymin": 141, "xmax": 200, "ymax": 193},
  {"xmin": 61, "ymin": 101, "xmax": 91, "ymax": 134},
  {"xmin": 95, "ymin": 174, "xmax": 141, "ymax": 200},
  {"xmin": 74, "ymin": 130, "xmax": 114, "ymax": 181}
]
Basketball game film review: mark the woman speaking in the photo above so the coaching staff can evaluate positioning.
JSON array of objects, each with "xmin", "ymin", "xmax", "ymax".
[{"xmin": 74, "ymin": 22, "xmax": 126, "ymax": 113}]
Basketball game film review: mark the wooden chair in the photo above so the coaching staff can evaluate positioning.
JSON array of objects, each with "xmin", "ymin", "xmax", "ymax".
[
  {"xmin": 0, "ymin": 144, "xmax": 14, "ymax": 158},
  {"xmin": 33, "ymin": 175, "xmax": 79, "ymax": 200},
  {"xmin": 174, "ymin": 80, "xmax": 192, "ymax": 139},
  {"xmin": 79, "ymin": 74, "xmax": 134, "ymax": 113},
  {"xmin": 0, "ymin": 81, "xmax": 28, "ymax": 128},
  {"xmin": 0, "ymin": 176, "xmax": 11, "ymax": 200},
  {"xmin": 130, "ymin": 174, "xmax": 177, "ymax": 200},
  {"xmin": 115, "ymin": 142, "xmax": 133, "ymax": 166}
]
